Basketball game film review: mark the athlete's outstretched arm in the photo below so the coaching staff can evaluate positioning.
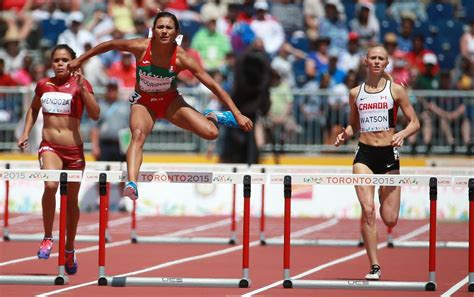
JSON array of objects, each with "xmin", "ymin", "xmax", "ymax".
[
  {"xmin": 68, "ymin": 38, "xmax": 146, "ymax": 71},
  {"xmin": 177, "ymin": 48, "xmax": 253, "ymax": 132}
]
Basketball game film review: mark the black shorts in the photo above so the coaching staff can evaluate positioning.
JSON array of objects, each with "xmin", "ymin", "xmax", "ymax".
[{"xmin": 353, "ymin": 142, "xmax": 400, "ymax": 174}]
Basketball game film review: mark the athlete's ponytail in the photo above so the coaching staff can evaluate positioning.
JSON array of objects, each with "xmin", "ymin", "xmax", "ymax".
[{"xmin": 382, "ymin": 71, "xmax": 393, "ymax": 82}]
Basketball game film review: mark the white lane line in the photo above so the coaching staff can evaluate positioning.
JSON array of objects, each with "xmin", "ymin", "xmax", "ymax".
[
  {"xmin": 0, "ymin": 214, "xmax": 42, "ymax": 225},
  {"xmin": 242, "ymin": 224, "xmax": 430, "ymax": 297},
  {"xmin": 35, "ymin": 219, "xmax": 338, "ymax": 297},
  {"xmin": 440, "ymin": 275, "xmax": 468, "ymax": 297},
  {"xmin": 0, "ymin": 218, "xmax": 229, "ymax": 266}
]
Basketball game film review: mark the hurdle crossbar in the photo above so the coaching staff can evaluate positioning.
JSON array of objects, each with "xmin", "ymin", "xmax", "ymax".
[
  {"xmin": 123, "ymin": 164, "xmax": 247, "ymax": 245},
  {"xmin": 254, "ymin": 165, "xmax": 363, "ymax": 247},
  {"xmin": 0, "ymin": 171, "xmax": 79, "ymax": 285},
  {"xmin": 91, "ymin": 171, "xmax": 262, "ymax": 288},
  {"xmin": 271, "ymin": 173, "xmax": 449, "ymax": 291},
  {"xmin": 2, "ymin": 162, "xmax": 113, "ymax": 243}
]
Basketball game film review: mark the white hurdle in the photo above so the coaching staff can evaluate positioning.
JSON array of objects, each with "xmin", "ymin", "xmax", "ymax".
[
  {"xmin": 0, "ymin": 169, "xmax": 82, "ymax": 285},
  {"xmin": 1, "ymin": 161, "xmax": 119, "ymax": 243},
  {"xmin": 384, "ymin": 168, "xmax": 474, "ymax": 250},
  {"xmin": 82, "ymin": 170, "xmax": 265, "ymax": 288},
  {"xmin": 252, "ymin": 164, "xmax": 363, "ymax": 247},
  {"xmin": 128, "ymin": 163, "xmax": 249, "ymax": 245},
  {"xmin": 271, "ymin": 173, "xmax": 453, "ymax": 291}
]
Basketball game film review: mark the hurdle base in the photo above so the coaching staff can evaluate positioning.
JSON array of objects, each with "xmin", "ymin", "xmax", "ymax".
[
  {"xmin": 0, "ymin": 275, "xmax": 69, "ymax": 285},
  {"xmin": 288, "ymin": 279, "xmax": 434, "ymax": 291},
  {"xmin": 98, "ymin": 276, "xmax": 108, "ymax": 286},
  {"xmin": 132, "ymin": 236, "xmax": 236, "ymax": 245},
  {"xmin": 3, "ymin": 233, "xmax": 104, "ymax": 243},
  {"xmin": 266, "ymin": 238, "xmax": 363, "ymax": 247},
  {"xmin": 103, "ymin": 276, "xmax": 250, "ymax": 287},
  {"xmin": 391, "ymin": 240, "xmax": 467, "ymax": 249},
  {"xmin": 469, "ymin": 282, "xmax": 474, "ymax": 292}
]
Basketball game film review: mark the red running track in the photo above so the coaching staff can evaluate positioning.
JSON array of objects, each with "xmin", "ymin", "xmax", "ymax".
[{"xmin": 0, "ymin": 213, "xmax": 471, "ymax": 297}]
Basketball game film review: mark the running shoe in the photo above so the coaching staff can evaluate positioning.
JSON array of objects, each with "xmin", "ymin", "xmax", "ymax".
[
  {"xmin": 37, "ymin": 238, "xmax": 53, "ymax": 259},
  {"xmin": 123, "ymin": 181, "xmax": 139, "ymax": 200},
  {"xmin": 365, "ymin": 264, "xmax": 381, "ymax": 280},
  {"xmin": 204, "ymin": 109, "xmax": 239, "ymax": 128},
  {"xmin": 65, "ymin": 250, "xmax": 78, "ymax": 275}
]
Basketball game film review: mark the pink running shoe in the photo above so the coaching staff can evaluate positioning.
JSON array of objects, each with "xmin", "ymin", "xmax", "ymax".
[{"xmin": 37, "ymin": 238, "xmax": 53, "ymax": 259}]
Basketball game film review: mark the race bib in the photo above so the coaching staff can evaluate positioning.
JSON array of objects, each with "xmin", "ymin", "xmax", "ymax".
[
  {"xmin": 129, "ymin": 91, "xmax": 141, "ymax": 104},
  {"xmin": 41, "ymin": 92, "xmax": 72, "ymax": 114}
]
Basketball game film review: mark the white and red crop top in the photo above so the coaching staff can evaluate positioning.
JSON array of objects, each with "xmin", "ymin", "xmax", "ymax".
[
  {"xmin": 35, "ymin": 76, "xmax": 93, "ymax": 119},
  {"xmin": 356, "ymin": 79, "xmax": 398, "ymax": 133}
]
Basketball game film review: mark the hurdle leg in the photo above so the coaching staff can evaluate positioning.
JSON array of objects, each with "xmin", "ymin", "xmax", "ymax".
[
  {"xmin": 469, "ymin": 179, "xmax": 474, "ymax": 292},
  {"xmin": 229, "ymin": 167, "xmax": 237, "ymax": 245},
  {"xmin": 98, "ymin": 173, "xmax": 109, "ymax": 286},
  {"xmin": 259, "ymin": 168, "xmax": 266, "ymax": 245},
  {"xmin": 282, "ymin": 176, "xmax": 293, "ymax": 288},
  {"xmin": 426, "ymin": 178, "xmax": 437, "ymax": 291},
  {"xmin": 239, "ymin": 175, "xmax": 251, "ymax": 288},
  {"xmin": 3, "ymin": 163, "xmax": 10, "ymax": 240},
  {"xmin": 55, "ymin": 173, "xmax": 70, "ymax": 285}
]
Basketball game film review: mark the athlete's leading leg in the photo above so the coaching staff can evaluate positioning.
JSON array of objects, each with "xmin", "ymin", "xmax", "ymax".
[{"xmin": 165, "ymin": 95, "xmax": 219, "ymax": 140}]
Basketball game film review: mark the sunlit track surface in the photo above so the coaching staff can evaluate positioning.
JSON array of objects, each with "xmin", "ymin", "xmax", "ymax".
[{"xmin": 0, "ymin": 214, "xmax": 470, "ymax": 296}]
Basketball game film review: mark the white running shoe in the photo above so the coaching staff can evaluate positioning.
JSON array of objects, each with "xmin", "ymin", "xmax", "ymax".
[{"xmin": 365, "ymin": 264, "xmax": 381, "ymax": 280}]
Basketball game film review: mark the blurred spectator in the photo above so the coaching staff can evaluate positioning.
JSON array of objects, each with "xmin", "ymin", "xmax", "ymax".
[
  {"xmin": 318, "ymin": 0, "xmax": 348, "ymax": 54},
  {"xmin": 427, "ymin": 70, "xmax": 472, "ymax": 155},
  {"xmin": 82, "ymin": 42, "xmax": 108, "ymax": 88},
  {"xmin": 98, "ymin": 29, "xmax": 124, "ymax": 68},
  {"xmin": 90, "ymin": 79, "xmax": 129, "ymax": 163},
  {"xmin": 270, "ymin": 0, "xmax": 304, "ymax": 37},
  {"xmin": 349, "ymin": 1, "xmax": 380, "ymax": 49},
  {"xmin": 191, "ymin": 15, "xmax": 231, "ymax": 72},
  {"xmin": 453, "ymin": 57, "xmax": 474, "ymax": 90},
  {"xmin": 414, "ymin": 53, "xmax": 440, "ymax": 89},
  {"xmin": 106, "ymin": 52, "xmax": 136, "ymax": 88},
  {"xmin": 0, "ymin": 57, "xmax": 18, "ymax": 123},
  {"xmin": 271, "ymin": 42, "xmax": 307, "ymax": 88},
  {"xmin": 250, "ymin": 1, "xmax": 285, "ymax": 56},
  {"xmin": 0, "ymin": 27, "xmax": 28, "ymax": 73},
  {"xmin": 1, "ymin": 0, "xmax": 34, "ymax": 42},
  {"xmin": 303, "ymin": 0, "xmax": 325, "ymax": 41},
  {"xmin": 217, "ymin": 3, "xmax": 256, "ymax": 56},
  {"xmin": 219, "ymin": 52, "xmax": 237, "ymax": 94},
  {"xmin": 177, "ymin": 35, "xmax": 203, "ymax": 87},
  {"xmin": 85, "ymin": 3, "xmax": 115, "ymax": 43},
  {"xmin": 324, "ymin": 48, "xmax": 346, "ymax": 87},
  {"xmin": 391, "ymin": 51, "xmax": 412, "ymax": 87},
  {"xmin": 460, "ymin": 18, "xmax": 474, "ymax": 64},
  {"xmin": 11, "ymin": 55, "xmax": 34, "ymax": 86},
  {"xmin": 264, "ymin": 68, "xmax": 298, "ymax": 164},
  {"xmin": 0, "ymin": 58, "xmax": 17, "ymax": 87},
  {"xmin": 219, "ymin": 42, "xmax": 272, "ymax": 164},
  {"xmin": 383, "ymin": 32, "xmax": 406, "ymax": 74},
  {"xmin": 338, "ymin": 32, "xmax": 363, "ymax": 73},
  {"xmin": 90, "ymin": 79, "xmax": 130, "ymax": 211},
  {"xmin": 406, "ymin": 35, "xmax": 440, "ymax": 79},
  {"xmin": 305, "ymin": 36, "xmax": 331, "ymax": 83},
  {"xmin": 386, "ymin": 0, "xmax": 427, "ymax": 23},
  {"xmin": 31, "ymin": 1, "xmax": 68, "ymax": 48},
  {"xmin": 396, "ymin": 11, "xmax": 416, "ymax": 52},
  {"xmin": 108, "ymin": 0, "xmax": 136, "ymax": 35},
  {"xmin": 57, "ymin": 11, "xmax": 95, "ymax": 56},
  {"xmin": 325, "ymin": 82, "xmax": 349, "ymax": 145}
]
